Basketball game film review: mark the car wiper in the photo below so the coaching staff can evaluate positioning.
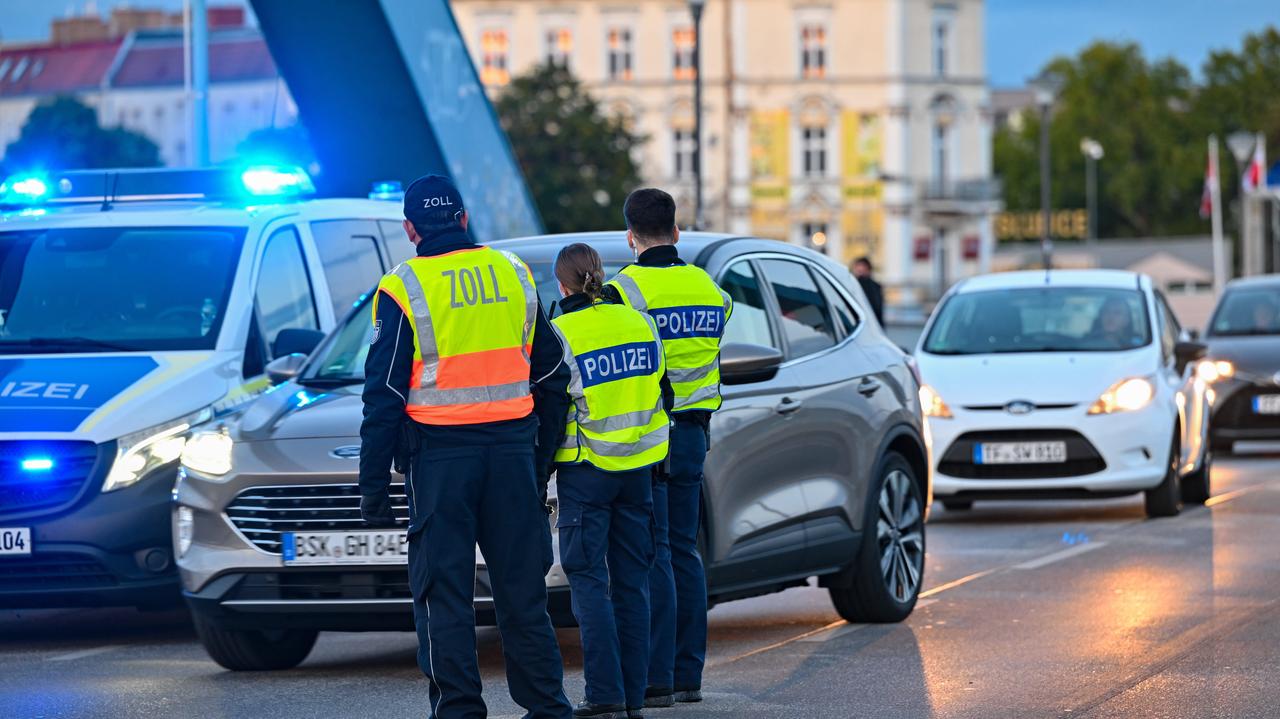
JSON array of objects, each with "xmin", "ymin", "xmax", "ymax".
[
  {"xmin": 0, "ymin": 336, "xmax": 137, "ymax": 351},
  {"xmin": 297, "ymin": 376, "xmax": 365, "ymax": 388}
]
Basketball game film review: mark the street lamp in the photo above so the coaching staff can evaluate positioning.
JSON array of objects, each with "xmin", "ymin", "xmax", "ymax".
[
  {"xmin": 1029, "ymin": 71, "xmax": 1063, "ymax": 269},
  {"xmin": 1080, "ymin": 137, "xmax": 1104, "ymax": 245},
  {"xmin": 688, "ymin": 0, "xmax": 706, "ymax": 230}
]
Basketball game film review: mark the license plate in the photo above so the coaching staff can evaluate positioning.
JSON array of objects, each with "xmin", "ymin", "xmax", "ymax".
[
  {"xmin": 282, "ymin": 530, "xmax": 408, "ymax": 566},
  {"xmin": 0, "ymin": 528, "xmax": 31, "ymax": 556},
  {"xmin": 1253, "ymin": 395, "xmax": 1280, "ymax": 415},
  {"xmin": 974, "ymin": 441, "xmax": 1067, "ymax": 464}
]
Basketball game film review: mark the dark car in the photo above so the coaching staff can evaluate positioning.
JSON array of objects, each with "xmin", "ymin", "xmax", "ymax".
[
  {"xmin": 1202, "ymin": 275, "xmax": 1280, "ymax": 452},
  {"xmin": 174, "ymin": 232, "xmax": 932, "ymax": 670}
]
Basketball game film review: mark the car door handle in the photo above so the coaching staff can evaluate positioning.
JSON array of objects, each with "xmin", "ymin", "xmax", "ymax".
[
  {"xmin": 775, "ymin": 397, "xmax": 803, "ymax": 415},
  {"xmin": 857, "ymin": 377, "xmax": 883, "ymax": 396}
]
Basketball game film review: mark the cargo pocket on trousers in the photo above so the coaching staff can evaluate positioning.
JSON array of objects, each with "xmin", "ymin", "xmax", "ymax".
[
  {"xmin": 556, "ymin": 507, "xmax": 586, "ymax": 575},
  {"xmin": 407, "ymin": 515, "xmax": 433, "ymax": 604}
]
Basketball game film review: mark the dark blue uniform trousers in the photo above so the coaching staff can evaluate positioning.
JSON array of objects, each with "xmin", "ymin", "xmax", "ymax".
[
  {"xmin": 648, "ymin": 417, "xmax": 709, "ymax": 691},
  {"xmin": 407, "ymin": 437, "xmax": 572, "ymax": 719},
  {"xmin": 556, "ymin": 464, "xmax": 654, "ymax": 709}
]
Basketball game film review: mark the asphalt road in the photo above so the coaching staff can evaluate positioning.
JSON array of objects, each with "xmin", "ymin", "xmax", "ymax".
[{"xmin": 3, "ymin": 448, "xmax": 1280, "ymax": 719}]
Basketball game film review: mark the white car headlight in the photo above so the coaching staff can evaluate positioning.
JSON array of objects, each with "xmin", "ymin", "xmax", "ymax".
[
  {"xmin": 103, "ymin": 408, "xmax": 213, "ymax": 492},
  {"xmin": 1088, "ymin": 377, "xmax": 1155, "ymax": 415},
  {"xmin": 181, "ymin": 429, "xmax": 235, "ymax": 477},
  {"xmin": 919, "ymin": 384, "xmax": 954, "ymax": 419}
]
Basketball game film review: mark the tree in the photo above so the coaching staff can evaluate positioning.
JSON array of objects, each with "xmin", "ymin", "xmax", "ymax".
[
  {"xmin": 495, "ymin": 63, "xmax": 645, "ymax": 234},
  {"xmin": 994, "ymin": 42, "xmax": 1201, "ymax": 239},
  {"xmin": 4, "ymin": 96, "xmax": 160, "ymax": 172}
]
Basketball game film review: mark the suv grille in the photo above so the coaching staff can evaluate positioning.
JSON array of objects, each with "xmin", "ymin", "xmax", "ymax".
[
  {"xmin": 226, "ymin": 483, "xmax": 409, "ymax": 554},
  {"xmin": 0, "ymin": 441, "xmax": 101, "ymax": 517},
  {"xmin": 0, "ymin": 553, "xmax": 117, "ymax": 590},
  {"xmin": 939, "ymin": 429, "xmax": 1106, "ymax": 479},
  {"xmin": 1216, "ymin": 387, "xmax": 1280, "ymax": 431}
]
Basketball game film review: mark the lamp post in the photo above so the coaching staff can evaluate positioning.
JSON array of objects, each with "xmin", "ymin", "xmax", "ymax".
[
  {"xmin": 1227, "ymin": 131, "xmax": 1258, "ymax": 276},
  {"xmin": 1080, "ymin": 137, "xmax": 1104, "ymax": 246},
  {"xmin": 688, "ymin": 0, "xmax": 706, "ymax": 230},
  {"xmin": 1029, "ymin": 72, "xmax": 1063, "ymax": 269}
]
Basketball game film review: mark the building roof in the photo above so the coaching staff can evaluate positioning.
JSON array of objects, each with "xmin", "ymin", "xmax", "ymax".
[
  {"xmin": 112, "ymin": 30, "xmax": 278, "ymax": 88},
  {"xmin": 0, "ymin": 39, "xmax": 123, "ymax": 97}
]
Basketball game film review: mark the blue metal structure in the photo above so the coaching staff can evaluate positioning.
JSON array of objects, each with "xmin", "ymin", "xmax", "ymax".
[{"xmin": 247, "ymin": 0, "xmax": 543, "ymax": 241}]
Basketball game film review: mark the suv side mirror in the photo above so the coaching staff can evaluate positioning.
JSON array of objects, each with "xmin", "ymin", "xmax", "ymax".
[
  {"xmin": 265, "ymin": 353, "xmax": 309, "ymax": 385},
  {"xmin": 272, "ymin": 328, "xmax": 325, "ymax": 358},
  {"xmin": 721, "ymin": 342, "xmax": 783, "ymax": 385},
  {"xmin": 1173, "ymin": 340, "xmax": 1207, "ymax": 374}
]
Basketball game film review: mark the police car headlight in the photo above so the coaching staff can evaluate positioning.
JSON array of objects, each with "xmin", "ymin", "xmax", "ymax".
[
  {"xmin": 181, "ymin": 430, "xmax": 234, "ymax": 477},
  {"xmin": 102, "ymin": 408, "xmax": 213, "ymax": 493}
]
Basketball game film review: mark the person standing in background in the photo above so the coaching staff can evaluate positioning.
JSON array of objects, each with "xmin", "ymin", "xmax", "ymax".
[{"xmin": 852, "ymin": 256, "xmax": 885, "ymax": 325}]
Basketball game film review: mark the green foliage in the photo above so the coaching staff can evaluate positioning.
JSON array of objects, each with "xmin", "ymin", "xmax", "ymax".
[
  {"xmin": 4, "ymin": 96, "xmax": 160, "ymax": 172},
  {"xmin": 994, "ymin": 27, "xmax": 1280, "ymax": 240},
  {"xmin": 495, "ymin": 63, "xmax": 645, "ymax": 234}
]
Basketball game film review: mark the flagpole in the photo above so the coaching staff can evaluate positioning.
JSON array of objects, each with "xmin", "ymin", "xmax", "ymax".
[{"xmin": 1210, "ymin": 135, "xmax": 1226, "ymax": 295}]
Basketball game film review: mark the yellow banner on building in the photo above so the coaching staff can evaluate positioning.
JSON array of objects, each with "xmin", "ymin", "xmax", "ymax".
[
  {"xmin": 749, "ymin": 110, "xmax": 789, "ymax": 201},
  {"xmin": 841, "ymin": 111, "xmax": 883, "ymax": 260},
  {"xmin": 842, "ymin": 111, "xmax": 881, "ymax": 180}
]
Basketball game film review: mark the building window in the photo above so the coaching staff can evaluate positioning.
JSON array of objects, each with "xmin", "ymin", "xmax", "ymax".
[
  {"xmin": 480, "ymin": 29, "xmax": 510, "ymax": 85},
  {"xmin": 800, "ymin": 24, "xmax": 827, "ymax": 78},
  {"xmin": 673, "ymin": 129, "xmax": 697, "ymax": 178},
  {"xmin": 607, "ymin": 27, "xmax": 634, "ymax": 81},
  {"xmin": 545, "ymin": 27, "xmax": 573, "ymax": 68},
  {"xmin": 932, "ymin": 122, "xmax": 949, "ymax": 185},
  {"xmin": 932, "ymin": 5, "xmax": 955, "ymax": 77},
  {"xmin": 802, "ymin": 126, "xmax": 827, "ymax": 177},
  {"xmin": 672, "ymin": 26, "xmax": 696, "ymax": 80}
]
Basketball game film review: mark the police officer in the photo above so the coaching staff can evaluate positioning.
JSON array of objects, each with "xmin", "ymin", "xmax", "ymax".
[
  {"xmin": 549, "ymin": 243, "xmax": 673, "ymax": 719},
  {"xmin": 605, "ymin": 189, "xmax": 731, "ymax": 707},
  {"xmin": 359, "ymin": 175, "xmax": 573, "ymax": 719}
]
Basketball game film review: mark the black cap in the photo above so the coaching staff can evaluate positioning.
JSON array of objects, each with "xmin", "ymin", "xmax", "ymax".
[{"xmin": 404, "ymin": 174, "xmax": 465, "ymax": 233}]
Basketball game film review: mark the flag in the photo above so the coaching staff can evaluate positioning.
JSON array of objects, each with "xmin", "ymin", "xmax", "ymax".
[
  {"xmin": 1243, "ymin": 137, "xmax": 1266, "ymax": 192},
  {"xmin": 1200, "ymin": 153, "xmax": 1217, "ymax": 220}
]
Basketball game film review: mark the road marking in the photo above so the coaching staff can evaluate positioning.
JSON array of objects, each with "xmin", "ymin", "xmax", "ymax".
[
  {"xmin": 47, "ymin": 646, "xmax": 115, "ymax": 662},
  {"xmin": 799, "ymin": 622, "xmax": 865, "ymax": 643},
  {"xmin": 1014, "ymin": 541, "xmax": 1108, "ymax": 570},
  {"xmin": 1205, "ymin": 484, "xmax": 1265, "ymax": 507},
  {"xmin": 918, "ymin": 568, "xmax": 998, "ymax": 598},
  {"xmin": 710, "ymin": 620, "xmax": 846, "ymax": 667}
]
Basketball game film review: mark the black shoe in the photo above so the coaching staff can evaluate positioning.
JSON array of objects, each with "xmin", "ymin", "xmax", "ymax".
[
  {"xmin": 673, "ymin": 688, "xmax": 703, "ymax": 703},
  {"xmin": 643, "ymin": 686, "xmax": 674, "ymax": 708},
  {"xmin": 627, "ymin": 709, "xmax": 645, "ymax": 719},
  {"xmin": 573, "ymin": 701, "xmax": 626, "ymax": 718}
]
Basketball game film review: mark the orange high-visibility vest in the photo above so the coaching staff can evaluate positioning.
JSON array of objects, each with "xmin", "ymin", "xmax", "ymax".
[{"xmin": 373, "ymin": 246, "xmax": 538, "ymax": 426}]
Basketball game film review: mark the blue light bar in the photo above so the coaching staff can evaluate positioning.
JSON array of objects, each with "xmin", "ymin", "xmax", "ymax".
[
  {"xmin": 21, "ymin": 458, "xmax": 54, "ymax": 472},
  {"xmin": 240, "ymin": 166, "xmax": 316, "ymax": 197}
]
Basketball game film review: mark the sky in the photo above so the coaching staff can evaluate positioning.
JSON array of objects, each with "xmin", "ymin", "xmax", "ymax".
[{"xmin": 0, "ymin": 0, "xmax": 1275, "ymax": 87}]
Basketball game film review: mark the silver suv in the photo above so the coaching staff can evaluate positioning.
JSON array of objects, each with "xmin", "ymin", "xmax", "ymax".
[{"xmin": 174, "ymin": 232, "xmax": 932, "ymax": 670}]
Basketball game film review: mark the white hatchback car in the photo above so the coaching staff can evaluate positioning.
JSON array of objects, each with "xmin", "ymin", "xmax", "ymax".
[{"xmin": 915, "ymin": 270, "xmax": 1211, "ymax": 518}]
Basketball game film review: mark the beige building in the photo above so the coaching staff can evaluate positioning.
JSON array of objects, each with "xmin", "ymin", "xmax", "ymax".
[{"xmin": 452, "ymin": 0, "xmax": 998, "ymax": 300}]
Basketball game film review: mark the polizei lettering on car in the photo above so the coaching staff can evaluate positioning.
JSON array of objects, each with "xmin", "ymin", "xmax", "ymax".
[
  {"xmin": 649, "ymin": 305, "xmax": 725, "ymax": 340},
  {"xmin": 577, "ymin": 341, "xmax": 659, "ymax": 387}
]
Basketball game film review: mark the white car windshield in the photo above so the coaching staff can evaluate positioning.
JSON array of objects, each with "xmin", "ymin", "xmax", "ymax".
[
  {"xmin": 923, "ymin": 287, "xmax": 1152, "ymax": 355},
  {"xmin": 0, "ymin": 227, "xmax": 244, "ymax": 354}
]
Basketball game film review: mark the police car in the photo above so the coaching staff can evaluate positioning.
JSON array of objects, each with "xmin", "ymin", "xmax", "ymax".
[{"xmin": 0, "ymin": 166, "xmax": 410, "ymax": 608}]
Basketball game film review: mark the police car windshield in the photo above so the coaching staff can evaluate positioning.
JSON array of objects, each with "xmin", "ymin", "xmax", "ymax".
[
  {"xmin": 923, "ymin": 287, "xmax": 1152, "ymax": 355},
  {"xmin": 0, "ymin": 227, "xmax": 244, "ymax": 354}
]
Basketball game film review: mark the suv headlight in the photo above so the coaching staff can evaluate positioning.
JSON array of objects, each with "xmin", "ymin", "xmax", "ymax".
[
  {"xmin": 103, "ymin": 408, "xmax": 213, "ymax": 492},
  {"xmin": 919, "ymin": 384, "xmax": 954, "ymax": 419},
  {"xmin": 1088, "ymin": 377, "xmax": 1155, "ymax": 415},
  {"xmin": 181, "ymin": 429, "xmax": 234, "ymax": 477}
]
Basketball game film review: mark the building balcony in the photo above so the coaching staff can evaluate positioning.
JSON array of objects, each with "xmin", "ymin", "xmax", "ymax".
[{"xmin": 920, "ymin": 177, "xmax": 1003, "ymax": 218}]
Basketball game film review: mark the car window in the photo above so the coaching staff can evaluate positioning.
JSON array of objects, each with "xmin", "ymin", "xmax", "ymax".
[
  {"xmin": 718, "ymin": 260, "xmax": 776, "ymax": 349},
  {"xmin": 310, "ymin": 220, "xmax": 386, "ymax": 318},
  {"xmin": 759, "ymin": 258, "xmax": 837, "ymax": 357},
  {"xmin": 1155, "ymin": 292, "xmax": 1179, "ymax": 362},
  {"xmin": 378, "ymin": 220, "xmax": 416, "ymax": 265},
  {"xmin": 815, "ymin": 269, "xmax": 860, "ymax": 338},
  {"xmin": 256, "ymin": 226, "xmax": 318, "ymax": 357}
]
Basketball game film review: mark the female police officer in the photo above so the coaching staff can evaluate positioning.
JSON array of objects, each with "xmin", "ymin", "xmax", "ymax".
[{"xmin": 550, "ymin": 243, "xmax": 672, "ymax": 719}]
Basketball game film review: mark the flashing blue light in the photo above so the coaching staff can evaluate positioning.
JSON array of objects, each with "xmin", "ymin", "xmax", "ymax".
[
  {"xmin": 293, "ymin": 390, "xmax": 316, "ymax": 408},
  {"xmin": 1, "ymin": 174, "xmax": 50, "ymax": 203},
  {"xmin": 240, "ymin": 166, "xmax": 315, "ymax": 197},
  {"xmin": 368, "ymin": 180, "xmax": 404, "ymax": 201},
  {"xmin": 21, "ymin": 458, "xmax": 54, "ymax": 472}
]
